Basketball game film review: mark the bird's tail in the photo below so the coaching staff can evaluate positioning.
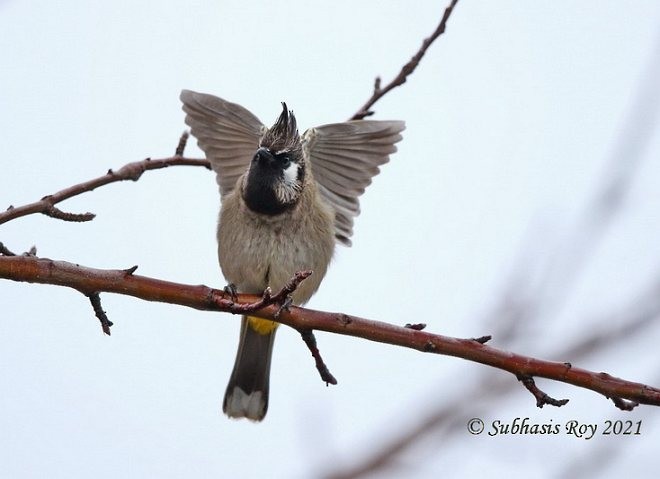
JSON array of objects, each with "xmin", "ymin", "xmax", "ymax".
[{"xmin": 223, "ymin": 315, "xmax": 278, "ymax": 421}]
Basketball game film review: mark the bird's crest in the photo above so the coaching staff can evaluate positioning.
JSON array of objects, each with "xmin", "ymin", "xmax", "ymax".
[{"xmin": 260, "ymin": 103, "xmax": 301, "ymax": 156}]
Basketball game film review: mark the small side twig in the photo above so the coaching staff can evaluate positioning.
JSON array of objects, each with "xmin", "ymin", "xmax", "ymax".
[
  {"xmin": 350, "ymin": 0, "xmax": 459, "ymax": 120},
  {"xmin": 300, "ymin": 329, "xmax": 338, "ymax": 385},
  {"xmin": 216, "ymin": 270, "xmax": 332, "ymax": 383},
  {"xmin": 472, "ymin": 335, "xmax": 492, "ymax": 344},
  {"xmin": 0, "ymin": 154, "xmax": 210, "ymax": 226},
  {"xmin": 404, "ymin": 323, "xmax": 427, "ymax": 330},
  {"xmin": 0, "ymin": 242, "xmax": 16, "ymax": 256},
  {"xmin": 220, "ymin": 270, "xmax": 313, "ymax": 314},
  {"xmin": 610, "ymin": 396, "xmax": 639, "ymax": 411},
  {"xmin": 517, "ymin": 374, "xmax": 569, "ymax": 408},
  {"xmin": 175, "ymin": 131, "xmax": 189, "ymax": 156},
  {"xmin": 43, "ymin": 202, "xmax": 96, "ymax": 222},
  {"xmin": 88, "ymin": 292, "xmax": 113, "ymax": 336}
]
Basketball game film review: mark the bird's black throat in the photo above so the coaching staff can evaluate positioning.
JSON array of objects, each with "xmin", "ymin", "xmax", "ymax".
[
  {"xmin": 243, "ymin": 181, "xmax": 292, "ymax": 216},
  {"xmin": 242, "ymin": 168, "xmax": 297, "ymax": 216}
]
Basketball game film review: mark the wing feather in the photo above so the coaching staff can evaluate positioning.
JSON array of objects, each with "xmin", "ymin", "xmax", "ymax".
[
  {"xmin": 303, "ymin": 120, "xmax": 405, "ymax": 245},
  {"xmin": 180, "ymin": 90, "xmax": 265, "ymax": 196}
]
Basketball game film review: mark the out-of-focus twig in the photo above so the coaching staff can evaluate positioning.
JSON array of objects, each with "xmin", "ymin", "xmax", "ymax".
[
  {"xmin": 324, "ymin": 29, "xmax": 660, "ymax": 477},
  {"xmin": 323, "ymin": 277, "xmax": 660, "ymax": 479}
]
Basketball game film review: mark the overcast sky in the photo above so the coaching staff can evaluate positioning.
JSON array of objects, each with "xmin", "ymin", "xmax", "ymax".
[{"xmin": 2, "ymin": 1, "xmax": 660, "ymax": 478}]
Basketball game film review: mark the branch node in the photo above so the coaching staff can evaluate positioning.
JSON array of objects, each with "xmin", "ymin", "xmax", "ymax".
[
  {"xmin": 337, "ymin": 314, "xmax": 352, "ymax": 326},
  {"xmin": 610, "ymin": 396, "xmax": 639, "ymax": 411},
  {"xmin": 424, "ymin": 341, "xmax": 437, "ymax": 352},
  {"xmin": 124, "ymin": 265, "xmax": 138, "ymax": 275},
  {"xmin": 405, "ymin": 323, "xmax": 427, "ymax": 331},
  {"xmin": 115, "ymin": 162, "xmax": 147, "ymax": 181},
  {"xmin": 373, "ymin": 76, "xmax": 382, "ymax": 94},
  {"xmin": 88, "ymin": 292, "xmax": 113, "ymax": 336},
  {"xmin": 472, "ymin": 335, "xmax": 492, "ymax": 344},
  {"xmin": 517, "ymin": 374, "xmax": 569, "ymax": 408}
]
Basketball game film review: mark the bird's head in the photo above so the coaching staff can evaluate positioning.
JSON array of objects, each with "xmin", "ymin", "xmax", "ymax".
[{"xmin": 242, "ymin": 103, "xmax": 306, "ymax": 215}]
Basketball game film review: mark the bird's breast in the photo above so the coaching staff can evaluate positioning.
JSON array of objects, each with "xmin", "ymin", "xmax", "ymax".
[{"xmin": 217, "ymin": 190, "xmax": 335, "ymax": 304}]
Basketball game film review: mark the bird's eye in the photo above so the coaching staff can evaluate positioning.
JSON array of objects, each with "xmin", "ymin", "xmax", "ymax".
[{"xmin": 276, "ymin": 154, "xmax": 291, "ymax": 168}]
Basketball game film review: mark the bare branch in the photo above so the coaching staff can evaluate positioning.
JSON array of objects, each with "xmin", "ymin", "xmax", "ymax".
[
  {"xmin": 2, "ymin": 254, "xmax": 660, "ymax": 409},
  {"xmin": 0, "ymin": 155, "xmax": 209, "ymax": 226},
  {"xmin": 350, "ymin": 0, "xmax": 460, "ymax": 120},
  {"xmin": 330, "ymin": 277, "xmax": 660, "ymax": 478}
]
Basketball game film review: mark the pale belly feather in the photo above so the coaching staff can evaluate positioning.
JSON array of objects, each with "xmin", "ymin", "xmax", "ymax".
[{"xmin": 217, "ymin": 194, "xmax": 334, "ymax": 305}]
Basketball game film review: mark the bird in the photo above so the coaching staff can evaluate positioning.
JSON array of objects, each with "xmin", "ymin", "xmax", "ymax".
[{"xmin": 180, "ymin": 89, "xmax": 405, "ymax": 421}]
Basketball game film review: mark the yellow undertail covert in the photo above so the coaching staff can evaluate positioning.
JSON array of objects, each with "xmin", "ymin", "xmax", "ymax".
[{"xmin": 247, "ymin": 315, "xmax": 279, "ymax": 335}]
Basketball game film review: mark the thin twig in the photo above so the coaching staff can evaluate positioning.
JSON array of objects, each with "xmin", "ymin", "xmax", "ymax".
[
  {"xmin": 0, "ymin": 155, "xmax": 209, "ymax": 226},
  {"xmin": 0, "ymin": 242, "xmax": 16, "ymax": 256},
  {"xmin": 299, "ymin": 329, "xmax": 338, "ymax": 385},
  {"xmin": 610, "ymin": 396, "xmax": 639, "ymax": 411},
  {"xmin": 88, "ymin": 293, "xmax": 113, "ymax": 335},
  {"xmin": 350, "ymin": 0, "xmax": 460, "ymax": 120},
  {"xmin": 220, "ymin": 270, "xmax": 313, "ymax": 314},
  {"xmin": 43, "ymin": 203, "xmax": 96, "ymax": 222},
  {"xmin": 517, "ymin": 374, "xmax": 569, "ymax": 408},
  {"xmin": 175, "ymin": 131, "xmax": 189, "ymax": 156},
  {"xmin": 472, "ymin": 335, "xmax": 492, "ymax": 344}
]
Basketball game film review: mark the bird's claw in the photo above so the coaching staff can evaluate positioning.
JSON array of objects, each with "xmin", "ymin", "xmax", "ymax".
[
  {"xmin": 223, "ymin": 283, "xmax": 238, "ymax": 302},
  {"xmin": 261, "ymin": 287, "xmax": 273, "ymax": 301},
  {"xmin": 274, "ymin": 295, "xmax": 293, "ymax": 319}
]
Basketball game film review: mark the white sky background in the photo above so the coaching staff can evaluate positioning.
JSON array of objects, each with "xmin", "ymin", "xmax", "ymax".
[{"xmin": 2, "ymin": 1, "xmax": 660, "ymax": 478}]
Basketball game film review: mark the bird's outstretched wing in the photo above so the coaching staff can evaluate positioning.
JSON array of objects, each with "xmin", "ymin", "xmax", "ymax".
[
  {"xmin": 180, "ymin": 90, "xmax": 266, "ymax": 196},
  {"xmin": 303, "ymin": 120, "xmax": 405, "ymax": 245}
]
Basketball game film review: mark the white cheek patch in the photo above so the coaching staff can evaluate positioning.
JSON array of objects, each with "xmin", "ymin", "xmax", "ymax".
[
  {"xmin": 275, "ymin": 161, "xmax": 302, "ymax": 204},
  {"xmin": 282, "ymin": 162, "xmax": 299, "ymax": 186}
]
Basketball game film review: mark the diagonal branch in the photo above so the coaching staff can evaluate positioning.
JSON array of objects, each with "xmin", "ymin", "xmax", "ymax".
[
  {"xmin": 0, "ymin": 154, "xmax": 209, "ymax": 226},
  {"xmin": 2, "ymin": 253, "xmax": 660, "ymax": 410},
  {"xmin": 350, "ymin": 0, "xmax": 460, "ymax": 120}
]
